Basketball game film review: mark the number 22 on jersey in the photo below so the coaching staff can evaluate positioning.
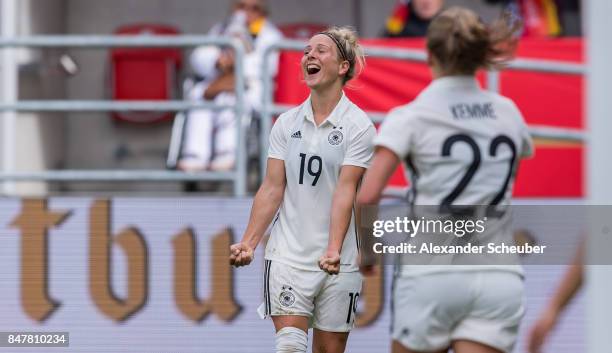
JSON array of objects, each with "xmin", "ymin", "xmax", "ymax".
[{"xmin": 441, "ymin": 133, "xmax": 516, "ymax": 215}]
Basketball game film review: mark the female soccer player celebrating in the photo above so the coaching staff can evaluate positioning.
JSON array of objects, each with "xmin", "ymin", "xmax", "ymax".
[
  {"xmin": 358, "ymin": 7, "xmax": 533, "ymax": 353},
  {"xmin": 230, "ymin": 26, "xmax": 374, "ymax": 353}
]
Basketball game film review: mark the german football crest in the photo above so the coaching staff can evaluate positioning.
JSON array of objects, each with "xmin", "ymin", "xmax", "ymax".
[
  {"xmin": 328, "ymin": 130, "xmax": 343, "ymax": 145},
  {"xmin": 279, "ymin": 285, "xmax": 296, "ymax": 307}
]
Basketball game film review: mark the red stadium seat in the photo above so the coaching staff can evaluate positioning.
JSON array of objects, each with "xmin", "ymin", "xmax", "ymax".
[{"xmin": 110, "ymin": 24, "xmax": 183, "ymax": 123}]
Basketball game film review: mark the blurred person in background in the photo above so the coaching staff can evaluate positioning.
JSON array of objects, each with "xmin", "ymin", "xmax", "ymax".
[
  {"xmin": 178, "ymin": 0, "xmax": 282, "ymax": 172},
  {"xmin": 527, "ymin": 242, "xmax": 584, "ymax": 353},
  {"xmin": 554, "ymin": 0, "xmax": 581, "ymax": 35},
  {"xmin": 383, "ymin": 0, "xmax": 445, "ymax": 37},
  {"xmin": 485, "ymin": 0, "xmax": 581, "ymax": 36},
  {"xmin": 359, "ymin": 7, "xmax": 532, "ymax": 353}
]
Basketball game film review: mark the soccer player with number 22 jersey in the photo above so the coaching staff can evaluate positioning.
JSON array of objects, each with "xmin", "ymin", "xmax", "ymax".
[{"xmin": 358, "ymin": 7, "xmax": 533, "ymax": 353}]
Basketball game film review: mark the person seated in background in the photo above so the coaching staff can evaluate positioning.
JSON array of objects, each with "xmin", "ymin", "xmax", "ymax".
[
  {"xmin": 383, "ymin": 0, "xmax": 445, "ymax": 37},
  {"xmin": 485, "ymin": 0, "xmax": 580, "ymax": 37},
  {"xmin": 178, "ymin": 0, "xmax": 282, "ymax": 172}
]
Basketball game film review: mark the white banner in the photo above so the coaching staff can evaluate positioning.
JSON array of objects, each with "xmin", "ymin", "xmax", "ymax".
[{"xmin": 0, "ymin": 198, "xmax": 584, "ymax": 352}]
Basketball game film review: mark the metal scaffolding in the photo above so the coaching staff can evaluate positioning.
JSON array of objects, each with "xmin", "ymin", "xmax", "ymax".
[
  {"xmin": 0, "ymin": 35, "xmax": 248, "ymax": 195},
  {"xmin": 0, "ymin": 35, "xmax": 587, "ymax": 197}
]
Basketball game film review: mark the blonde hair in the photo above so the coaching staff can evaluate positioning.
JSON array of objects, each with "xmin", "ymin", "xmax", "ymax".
[
  {"xmin": 319, "ymin": 26, "xmax": 366, "ymax": 84},
  {"xmin": 426, "ymin": 7, "xmax": 520, "ymax": 75}
]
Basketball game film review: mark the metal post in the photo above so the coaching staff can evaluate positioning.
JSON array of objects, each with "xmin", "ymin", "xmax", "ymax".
[
  {"xmin": 0, "ymin": 100, "xmax": 234, "ymax": 111},
  {"xmin": 232, "ymin": 37, "xmax": 247, "ymax": 197},
  {"xmin": 259, "ymin": 40, "xmax": 305, "ymax": 179},
  {"xmin": 586, "ymin": 1, "xmax": 612, "ymax": 352},
  {"xmin": 259, "ymin": 45, "xmax": 274, "ymax": 179},
  {"xmin": 1, "ymin": 0, "xmax": 17, "ymax": 195},
  {"xmin": 487, "ymin": 70, "xmax": 500, "ymax": 93}
]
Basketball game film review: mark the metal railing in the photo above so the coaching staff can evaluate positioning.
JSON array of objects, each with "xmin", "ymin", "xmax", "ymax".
[
  {"xmin": 259, "ymin": 39, "xmax": 586, "ymax": 177},
  {"xmin": 0, "ymin": 35, "xmax": 248, "ymax": 196},
  {"xmin": 0, "ymin": 36, "xmax": 587, "ymax": 196}
]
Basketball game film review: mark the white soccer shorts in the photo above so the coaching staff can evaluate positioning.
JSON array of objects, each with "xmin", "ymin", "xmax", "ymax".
[
  {"xmin": 392, "ymin": 271, "xmax": 524, "ymax": 353},
  {"xmin": 260, "ymin": 260, "xmax": 363, "ymax": 332}
]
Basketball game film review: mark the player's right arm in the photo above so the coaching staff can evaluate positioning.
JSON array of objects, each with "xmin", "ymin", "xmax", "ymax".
[
  {"xmin": 231, "ymin": 113, "xmax": 289, "ymax": 267},
  {"xmin": 230, "ymin": 158, "xmax": 286, "ymax": 267}
]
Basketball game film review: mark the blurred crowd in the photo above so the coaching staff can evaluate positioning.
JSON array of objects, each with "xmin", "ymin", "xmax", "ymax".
[{"xmin": 384, "ymin": 0, "xmax": 581, "ymax": 38}]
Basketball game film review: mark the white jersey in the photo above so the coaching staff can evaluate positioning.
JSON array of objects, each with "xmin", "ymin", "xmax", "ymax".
[
  {"xmin": 265, "ymin": 93, "xmax": 375, "ymax": 272},
  {"xmin": 374, "ymin": 76, "xmax": 534, "ymax": 276}
]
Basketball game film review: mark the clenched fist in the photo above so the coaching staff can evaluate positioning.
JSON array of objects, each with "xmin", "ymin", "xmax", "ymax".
[
  {"xmin": 319, "ymin": 249, "xmax": 341, "ymax": 275},
  {"xmin": 230, "ymin": 242, "xmax": 254, "ymax": 267}
]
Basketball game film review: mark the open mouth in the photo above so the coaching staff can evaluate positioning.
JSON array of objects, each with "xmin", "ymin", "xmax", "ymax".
[{"xmin": 306, "ymin": 64, "xmax": 321, "ymax": 75}]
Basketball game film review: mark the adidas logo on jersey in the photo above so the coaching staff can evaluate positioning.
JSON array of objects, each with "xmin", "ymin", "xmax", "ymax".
[{"xmin": 291, "ymin": 131, "xmax": 302, "ymax": 139}]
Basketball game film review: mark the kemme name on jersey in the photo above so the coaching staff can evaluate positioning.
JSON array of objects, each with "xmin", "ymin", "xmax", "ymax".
[
  {"xmin": 450, "ymin": 102, "xmax": 497, "ymax": 119},
  {"xmin": 265, "ymin": 93, "xmax": 375, "ymax": 272}
]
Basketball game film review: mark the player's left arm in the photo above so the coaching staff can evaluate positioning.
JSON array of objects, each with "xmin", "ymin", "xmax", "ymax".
[
  {"xmin": 320, "ymin": 123, "xmax": 376, "ymax": 275},
  {"xmin": 320, "ymin": 165, "xmax": 366, "ymax": 275}
]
